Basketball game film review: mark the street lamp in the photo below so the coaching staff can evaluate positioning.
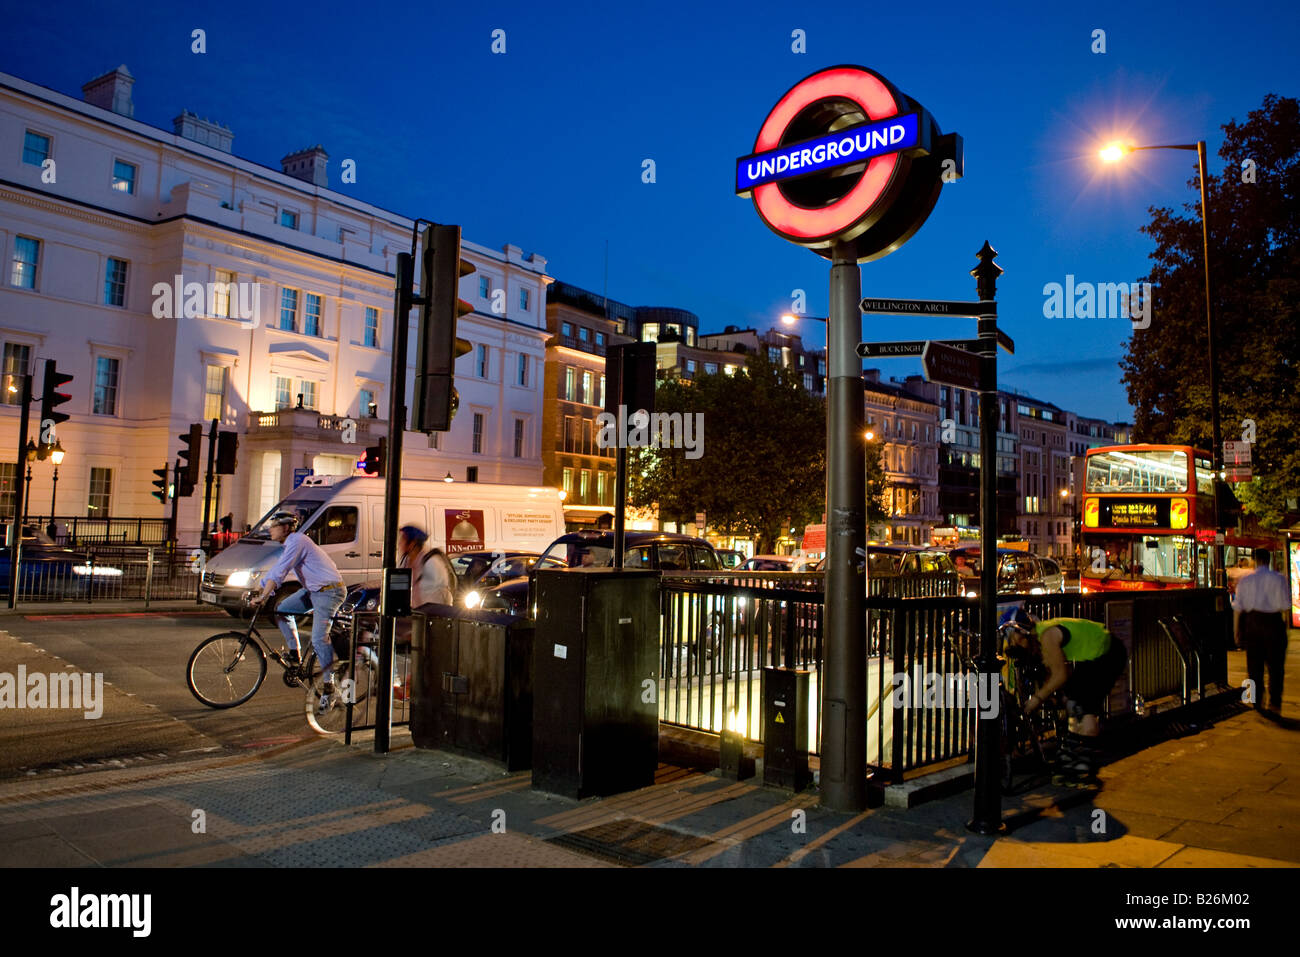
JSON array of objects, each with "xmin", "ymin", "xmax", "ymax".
[
  {"xmin": 46, "ymin": 440, "xmax": 65, "ymax": 540},
  {"xmin": 1100, "ymin": 138, "xmax": 1224, "ymax": 583},
  {"xmin": 781, "ymin": 313, "xmax": 827, "ymax": 325},
  {"xmin": 22, "ymin": 441, "xmax": 38, "ymax": 526},
  {"xmin": 443, "ymin": 472, "xmax": 454, "ymax": 483}
]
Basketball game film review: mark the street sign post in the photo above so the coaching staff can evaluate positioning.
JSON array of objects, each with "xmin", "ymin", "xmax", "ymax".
[
  {"xmin": 859, "ymin": 297, "xmax": 996, "ymax": 317},
  {"xmin": 922, "ymin": 340, "xmax": 983, "ymax": 390}
]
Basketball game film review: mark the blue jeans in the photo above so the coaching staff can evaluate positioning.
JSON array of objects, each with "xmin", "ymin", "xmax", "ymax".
[{"xmin": 275, "ymin": 586, "xmax": 345, "ymax": 671}]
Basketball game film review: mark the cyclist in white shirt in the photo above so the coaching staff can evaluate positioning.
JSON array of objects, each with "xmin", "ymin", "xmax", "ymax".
[
  {"xmin": 252, "ymin": 512, "xmax": 348, "ymax": 711},
  {"xmin": 1232, "ymin": 548, "xmax": 1290, "ymax": 713}
]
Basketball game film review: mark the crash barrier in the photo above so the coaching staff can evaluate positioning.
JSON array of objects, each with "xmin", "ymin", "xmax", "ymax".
[
  {"xmin": 408, "ymin": 605, "xmax": 533, "ymax": 769},
  {"xmin": 335, "ymin": 608, "xmax": 411, "ymax": 740},
  {"xmin": 657, "ymin": 578, "xmax": 1232, "ymax": 781},
  {"xmin": 43, "ymin": 516, "xmax": 172, "ymax": 547},
  {"xmin": 3, "ymin": 546, "xmax": 202, "ymax": 604}
]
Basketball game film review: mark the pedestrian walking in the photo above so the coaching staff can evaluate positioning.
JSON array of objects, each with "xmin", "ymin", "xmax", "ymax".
[{"xmin": 1233, "ymin": 548, "xmax": 1289, "ymax": 713}]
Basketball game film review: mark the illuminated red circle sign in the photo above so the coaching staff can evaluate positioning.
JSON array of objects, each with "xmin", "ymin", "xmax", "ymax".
[{"xmin": 737, "ymin": 65, "xmax": 961, "ymax": 262}]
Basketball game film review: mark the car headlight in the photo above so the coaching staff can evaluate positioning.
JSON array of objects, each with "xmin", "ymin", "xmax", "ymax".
[
  {"xmin": 73, "ymin": 565, "xmax": 124, "ymax": 577},
  {"xmin": 226, "ymin": 570, "xmax": 252, "ymax": 587},
  {"xmin": 1030, "ymin": 587, "xmax": 1045, "ymax": 595},
  {"xmin": 464, "ymin": 591, "xmax": 482, "ymax": 609},
  {"xmin": 965, "ymin": 590, "xmax": 977, "ymax": 598}
]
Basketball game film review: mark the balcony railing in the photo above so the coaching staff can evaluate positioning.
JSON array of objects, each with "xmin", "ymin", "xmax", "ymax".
[{"xmin": 249, "ymin": 408, "xmax": 380, "ymax": 439}]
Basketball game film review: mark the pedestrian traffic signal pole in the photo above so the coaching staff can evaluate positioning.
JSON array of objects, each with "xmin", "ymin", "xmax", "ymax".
[
  {"xmin": 376, "ymin": 249, "xmax": 415, "ymax": 755},
  {"xmin": 201, "ymin": 418, "xmax": 217, "ymax": 543},
  {"xmin": 821, "ymin": 238, "xmax": 867, "ymax": 813},
  {"xmin": 968, "ymin": 241, "xmax": 1006, "ymax": 835},
  {"xmin": 7, "ymin": 372, "xmax": 33, "ymax": 610}
]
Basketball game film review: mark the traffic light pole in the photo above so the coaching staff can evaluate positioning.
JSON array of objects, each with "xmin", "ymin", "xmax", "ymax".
[
  {"xmin": 376, "ymin": 251, "xmax": 414, "ymax": 755},
  {"xmin": 201, "ymin": 418, "xmax": 217, "ymax": 544},
  {"xmin": 7, "ymin": 372, "xmax": 33, "ymax": 610},
  {"xmin": 170, "ymin": 460, "xmax": 181, "ymax": 547}
]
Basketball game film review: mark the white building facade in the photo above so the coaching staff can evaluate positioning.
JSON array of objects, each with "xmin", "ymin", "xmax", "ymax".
[{"xmin": 0, "ymin": 66, "xmax": 551, "ymax": 543}]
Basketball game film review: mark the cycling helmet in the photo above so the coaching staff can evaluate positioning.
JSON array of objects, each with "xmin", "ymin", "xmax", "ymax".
[
  {"xmin": 998, "ymin": 606, "xmax": 1035, "ymax": 633},
  {"xmin": 268, "ymin": 511, "xmax": 298, "ymax": 530}
]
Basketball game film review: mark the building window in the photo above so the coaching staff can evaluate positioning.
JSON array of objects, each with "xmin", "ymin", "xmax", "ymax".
[
  {"xmin": 363, "ymin": 307, "xmax": 379, "ymax": 347},
  {"xmin": 579, "ymin": 470, "xmax": 590, "ymax": 502},
  {"xmin": 359, "ymin": 388, "xmax": 375, "ymax": 417},
  {"xmin": 2, "ymin": 343, "xmax": 31, "ymax": 407},
  {"xmin": 767, "ymin": 346, "xmax": 781, "ymax": 364},
  {"xmin": 705, "ymin": 362, "xmax": 718, "ymax": 375},
  {"xmin": 299, "ymin": 380, "xmax": 318, "ymax": 410},
  {"xmin": 514, "ymin": 418, "xmax": 525, "ymax": 458},
  {"xmin": 641, "ymin": 323, "xmax": 659, "ymax": 343},
  {"xmin": 103, "ymin": 257, "xmax": 128, "ymax": 307},
  {"xmin": 562, "ymin": 322, "xmax": 573, "ymax": 338},
  {"xmin": 274, "ymin": 376, "xmax": 293, "ymax": 410},
  {"xmin": 479, "ymin": 276, "xmax": 490, "ymax": 298},
  {"xmin": 686, "ymin": 360, "xmax": 696, "ymax": 375},
  {"xmin": 303, "ymin": 293, "xmax": 323, "ymax": 337},
  {"xmin": 279, "ymin": 288, "xmax": 299, "ymax": 332},
  {"xmin": 520, "ymin": 288, "xmax": 530, "ymax": 310},
  {"xmin": 803, "ymin": 373, "xmax": 814, "ymax": 391},
  {"xmin": 597, "ymin": 472, "xmax": 607, "ymax": 505},
  {"xmin": 596, "ymin": 332, "xmax": 605, "ymax": 348},
  {"xmin": 562, "ymin": 467, "xmax": 573, "ymax": 495},
  {"xmin": 213, "ymin": 269, "xmax": 235, "ymax": 317},
  {"xmin": 564, "ymin": 367, "xmax": 576, "ymax": 402},
  {"xmin": 87, "ymin": 467, "xmax": 112, "ymax": 515},
  {"xmin": 517, "ymin": 353, "xmax": 529, "ymax": 387},
  {"xmin": 472, "ymin": 412, "xmax": 484, "ymax": 454},
  {"xmin": 466, "ymin": 466, "xmax": 478, "ymax": 483},
  {"xmin": 598, "ymin": 374, "xmax": 606, "ymax": 409},
  {"xmin": 11, "ymin": 237, "xmax": 40, "ymax": 289},
  {"xmin": 111, "ymin": 159, "xmax": 137, "ymax": 194},
  {"xmin": 578, "ymin": 326, "xmax": 589, "ymax": 343},
  {"xmin": 23, "ymin": 131, "xmax": 51, "ymax": 166},
  {"xmin": 0, "ymin": 462, "xmax": 15, "ymax": 519},
  {"xmin": 476, "ymin": 344, "xmax": 488, "ymax": 378},
  {"xmin": 581, "ymin": 370, "xmax": 593, "ymax": 405},
  {"xmin": 280, "ymin": 209, "xmax": 298, "ymax": 230},
  {"xmin": 203, "ymin": 364, "xmax": 227, "ymax": 422},
  {"xmin": 92, "ymin": 356, "xmax": 119, "ymax": 415}
]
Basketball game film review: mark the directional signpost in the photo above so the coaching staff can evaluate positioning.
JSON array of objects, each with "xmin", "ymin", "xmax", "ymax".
[{"xmin": 921, "ymin": 340, "xmax": 983, "ymax": 391}]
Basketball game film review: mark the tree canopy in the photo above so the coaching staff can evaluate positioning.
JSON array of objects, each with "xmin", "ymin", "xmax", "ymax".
[{"xmin": 1119, "ymin": 94, "xmax": 1299, "ymax": 527}]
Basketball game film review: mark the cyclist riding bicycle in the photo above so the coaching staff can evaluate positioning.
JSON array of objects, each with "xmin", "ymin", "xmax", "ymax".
[
  {"xmin": 251, "ymin": 511, "xmax": 348, "ymax": 713},
  {"xmin": 998, "ymin": 606, "xmax": 1127, "ymax": 785}
]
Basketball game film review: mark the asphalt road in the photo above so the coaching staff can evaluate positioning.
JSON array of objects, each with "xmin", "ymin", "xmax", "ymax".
[{"xmin": 0, "ymin": 609, "xmax": 313, "ymax": 777}]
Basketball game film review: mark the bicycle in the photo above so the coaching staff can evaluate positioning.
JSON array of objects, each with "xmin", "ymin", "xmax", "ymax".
[
  {"xmin": 185, "ymin": 592, "xmax": 377, "ymax": 736},
  {"xmin": 945, "ymin": 625, "xmax": 1066, "ymax": 793}
]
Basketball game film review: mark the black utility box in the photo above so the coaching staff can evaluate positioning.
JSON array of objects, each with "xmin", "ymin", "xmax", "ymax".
[
  {"xmin": 763, "ymin": 667, "xmax": 811, "ymax": 791},
  {"xmin": 532, "ymin": 568, "xmax": 659, "ymax": 799},
  {"xmin": 410, "ymin": 604, "xmax": 534, "ymax": 771}
]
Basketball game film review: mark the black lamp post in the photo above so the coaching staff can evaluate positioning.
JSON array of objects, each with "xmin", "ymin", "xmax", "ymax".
[
  {"xmin": 46, "ymin": 441, "xmax": 65, "ymax": 540},
  {"xmin": 22, "ymin": 440, "xmax": 37, "ymax": 527}
]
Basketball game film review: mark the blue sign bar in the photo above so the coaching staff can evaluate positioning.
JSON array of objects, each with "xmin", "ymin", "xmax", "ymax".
[{"xmin": 735, "ymin": 112, "xmax": 920, "ymax": 195}]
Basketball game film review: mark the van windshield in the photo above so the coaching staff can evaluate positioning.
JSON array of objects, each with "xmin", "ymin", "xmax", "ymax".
[{"xmin": 246, "ymin": 501, "xmax": 325, "ymax": 540}]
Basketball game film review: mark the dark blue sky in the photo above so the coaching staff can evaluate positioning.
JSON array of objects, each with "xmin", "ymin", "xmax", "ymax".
[{"xmin": 5, "ymin": 0, "xmax": 1297, "ymax": 421}]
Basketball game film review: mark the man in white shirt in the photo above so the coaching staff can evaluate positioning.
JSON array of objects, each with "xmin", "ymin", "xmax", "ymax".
[
  {"xmin": 1232, "ymin": 548, "xmax": 1290, "ymax": 713},
  {"xmin": 252, "ymin": 512, "xmax": 348, "ymax": 710}
]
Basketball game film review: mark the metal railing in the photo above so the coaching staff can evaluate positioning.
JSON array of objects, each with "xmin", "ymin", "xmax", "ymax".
[
  {"xmin": 42, "ymin": 516, "xmax": 173, "ymax": 547},
  {"xmin": 4, "ymin": 546, "xmax": 202, "ymax": 604},
  {"xmin": 336, "ymin": 608, "xmax": 411, "ymax": 739}
]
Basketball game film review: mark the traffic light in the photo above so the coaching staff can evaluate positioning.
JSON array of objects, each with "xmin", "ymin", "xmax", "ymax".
[
  {"xmin": 215, "ymin": 431, "xmax": 238, "ymax": 475},
  {"xmin": 151, "ymin": 466, "xmax": 170, "ymax": 504},
  {"xmin": 412, "ymin": 223, "xmax": 476, "ymax": 433},
  {"xmin": 362, "ymin": 437, "xmax": 386, "ymax": 476},
  {"xmin": 178, "ymin": 424, "xmax": 202, "ymax": 496},
  {"xmin": 39, "ymin": 359, "xmax": 73, "ymax": 445}
]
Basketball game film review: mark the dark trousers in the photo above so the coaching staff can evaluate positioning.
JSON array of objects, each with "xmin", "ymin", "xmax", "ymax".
[{"xmin": 1240, "ymin": 611, "xmax": 1287, "ymax": 708}]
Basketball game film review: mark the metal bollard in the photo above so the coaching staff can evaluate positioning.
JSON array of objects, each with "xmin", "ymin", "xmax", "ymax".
[{"xmin": 144, "ymin": 547, "xmax": 155, "ymax": 609}]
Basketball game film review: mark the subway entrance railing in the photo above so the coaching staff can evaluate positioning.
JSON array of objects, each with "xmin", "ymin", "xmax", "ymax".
[{"xmin": 658, "ymin": 572, "xmax": 1232, "ymax": 782}]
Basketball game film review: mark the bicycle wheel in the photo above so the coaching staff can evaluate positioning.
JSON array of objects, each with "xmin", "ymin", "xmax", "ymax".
[
  {"xmin": 303, "ymin": 650, "xmax": 367, "ymax": 735},
  {"xmin": 187, "ymin": 632, "xmax": 267, "ymax": 708}
]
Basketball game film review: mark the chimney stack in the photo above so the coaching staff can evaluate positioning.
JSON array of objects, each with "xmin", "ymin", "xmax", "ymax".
[
  {"xmin": 281, "ymin": 145, "xmax": 329, "ymax": 188},
  {"xmin": 173, "ymin": 110, "xmax": 234, "ymax": 153},
  {"xmin": 82, "ymin": 65, "xmax": 135, "ymax": 118}
]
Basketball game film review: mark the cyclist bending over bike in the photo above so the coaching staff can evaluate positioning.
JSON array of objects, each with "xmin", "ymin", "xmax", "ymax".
[
  {"xmin": 998, "ymin": 606, "xmax": 1127, "ymax": 785},
  {"xmin": 251, "ymin": 512, "xmax": 348, "ymax": 712}
]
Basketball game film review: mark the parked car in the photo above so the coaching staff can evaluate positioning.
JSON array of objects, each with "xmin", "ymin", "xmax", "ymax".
[
  {"xmin": 475, "ymin": 530, "xmax": 721, "ymax": 617},
  {"xmin": 714, "ymin": 549, "xmax": 746, "ymax": 569},
  {"xmin": 948, "ymin": 545, "xmax": 1065, "ymax": 596},
  {"xmin": 897, "ymin": 548, "xmax": 958, "ymax": 576},
  {"xmin": 462, "ymin": 552, "xmax": 565, "ymax": 608},
  {"xmin": 813, "ymin": 545, "xmax": 909, "ymax": 576}
]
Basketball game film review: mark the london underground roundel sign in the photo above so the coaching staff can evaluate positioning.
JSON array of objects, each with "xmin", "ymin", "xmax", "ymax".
[{"xmin": 736, "ymin": 66, "xmax": 962, "ymax": 262}]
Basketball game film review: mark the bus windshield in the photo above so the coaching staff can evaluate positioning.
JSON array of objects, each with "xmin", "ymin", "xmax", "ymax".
[
  {"xmin": 245, "ymin": 500, "xmax": 325, "ymax": 540},
  {"xmin": 1082, "ymin": 534, "xmax": 1200, "ymax": 584},
  {"xmin": 1086, "ymin": 449, "xmax": 1189, "ymax": 494}
]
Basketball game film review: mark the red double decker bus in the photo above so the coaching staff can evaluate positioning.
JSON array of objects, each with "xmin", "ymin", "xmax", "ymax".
[{"xmin": 1079, "ymin": 444, "xmax": 1218, "ymax": 592}]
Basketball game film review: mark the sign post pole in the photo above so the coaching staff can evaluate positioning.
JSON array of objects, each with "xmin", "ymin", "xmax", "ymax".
[
  {"xmin": 822, "ymin": 239, "xmax": 867, "ymax": 812},
  {"xmin": 968, "ymin": 241, "xmax": 1005, "ymax": 835}
]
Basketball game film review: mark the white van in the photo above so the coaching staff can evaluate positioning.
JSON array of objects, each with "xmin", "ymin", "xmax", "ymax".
[{"xmin": 199, "ymin": 475, "xmax": 565, "ymax": 612}]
